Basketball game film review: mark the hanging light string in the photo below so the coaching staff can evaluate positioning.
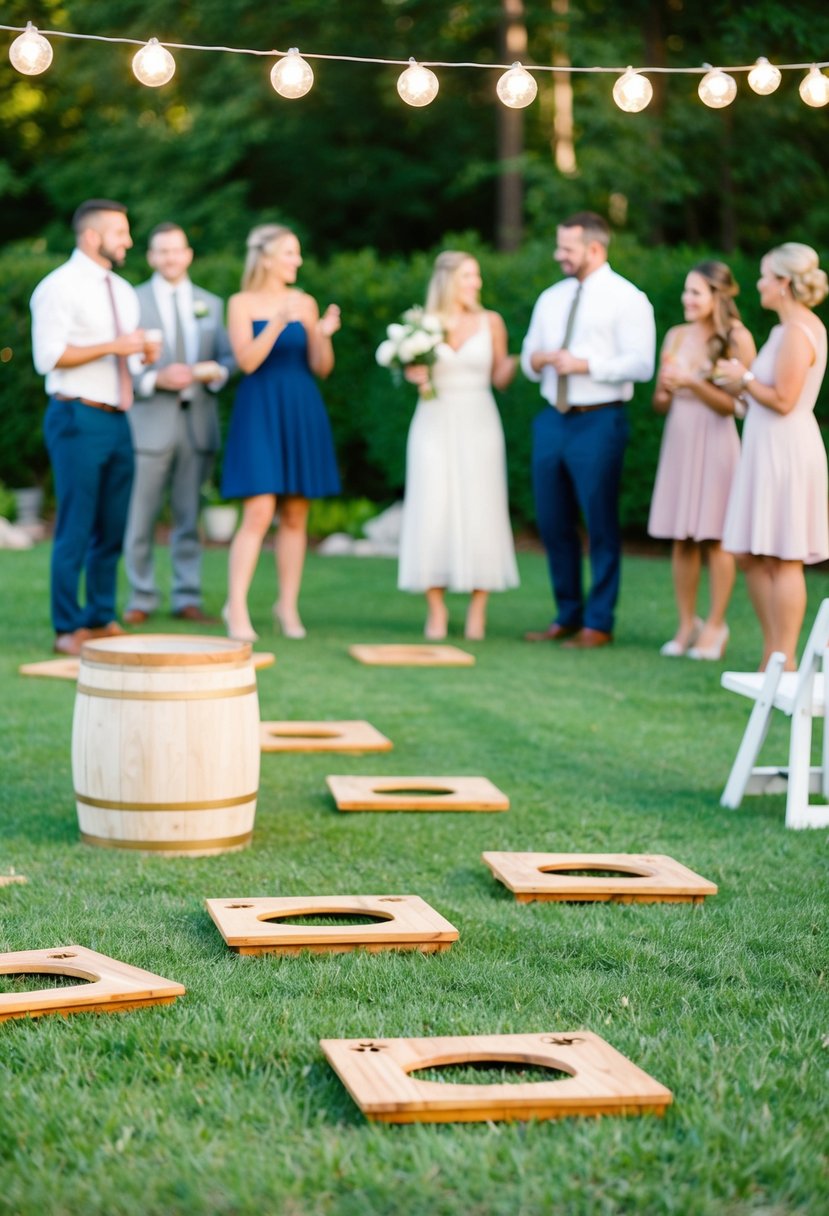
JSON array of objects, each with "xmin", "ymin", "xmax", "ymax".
[{"xmin": 3, "ymin": 23, "xmax": 829, "ymax": 108}]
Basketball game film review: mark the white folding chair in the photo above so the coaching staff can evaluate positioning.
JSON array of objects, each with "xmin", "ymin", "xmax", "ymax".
[{"xmin": 720, "ymin": 598, "xmax": 829, "ymax": 829}]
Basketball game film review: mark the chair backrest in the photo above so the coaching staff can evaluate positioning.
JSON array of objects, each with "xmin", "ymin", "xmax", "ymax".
[{"xmin": 791, "ymin": 598, "xmax": 829, "ymax": 710}]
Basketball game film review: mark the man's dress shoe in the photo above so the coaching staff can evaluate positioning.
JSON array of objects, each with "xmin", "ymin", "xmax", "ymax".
[
  {"xmin": 122, "ymin": 609, "xmax": 151, "ymax": 625},
  {"xmin": 524, "ymin": 621, "xmax": 581, "ymax": 643},
  {"xmin": 560, "ymin": 627, "xmax": 614, "ymax": 650},
  {"xmin": 54, "ymin": 629, "xmax": 92, "ymax": 656},
  {"xmin": 173, "ymin": 605, "xmax": 220, "ymax": 624}
]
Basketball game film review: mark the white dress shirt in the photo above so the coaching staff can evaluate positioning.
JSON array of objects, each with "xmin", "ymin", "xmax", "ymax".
[
  {"xmin": 521, "ymin": 262, "xmax": 656, "ymax": 406},
  {"xmin": 30, "ymin": 248, "xmax": 140, "ymax": 406}
]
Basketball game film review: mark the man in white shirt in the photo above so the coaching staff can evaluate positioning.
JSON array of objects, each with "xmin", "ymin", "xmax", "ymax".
[
  {"xmin": 521, "ymin": 212, "xmax": 656, "ymax": 648},
  {"xmin": 123, "ymin": 223, "xmax": 234, "ymax": 624},
  {"xmin": 30, "ymin": 199, "xmax": 158, "ymax": 656}
]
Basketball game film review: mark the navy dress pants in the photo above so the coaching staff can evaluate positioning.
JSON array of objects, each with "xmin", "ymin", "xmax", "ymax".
[
  {"xmin": 531, "ymin": 404, "xmax": 629, "ymax": 635},
  {"xmin": 44, "ymin": 396, "xmax": 134, "ymax": 634}
]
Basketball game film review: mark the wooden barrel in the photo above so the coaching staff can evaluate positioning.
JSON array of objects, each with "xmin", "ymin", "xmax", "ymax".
[{"xmin": 72, "ymin": 635, "xmax": 260, "ymax": 856}]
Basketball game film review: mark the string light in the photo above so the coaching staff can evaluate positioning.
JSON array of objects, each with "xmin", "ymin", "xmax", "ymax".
[
  {"xmin": 698, "ymin": 65, "xmax": 737, "ymax": 109},
  {"xmin": 612, "ymin": 67, "xmax": 653, "ymax": 113},
  {"xmin": 132, "ymin": 38, "xmax": 175, "ymax": 87},
  {"xmin": 397, "ymin": 59, "xmax": 439, "ymax": 107},
  {"xmin": 270, "ymin": 47, "xmax": 314, "ymax": 99},
  {"xmin": 8, "ymin": 22, "xmax": 53, "ymax": 75},
  {"xmin": 799, "ymin": 65, "xmax": 829, "ymax": 107},
  {"xmin": 4, "ymin": 23, "xmax": 829, "ymax": 115},
  {"xmin": 496, "ymin": 62, "xmax": 537, "ymax": 109},
  {"xmin": 747, "ymin": 57, "xmax": 781, "ymax": 96}
]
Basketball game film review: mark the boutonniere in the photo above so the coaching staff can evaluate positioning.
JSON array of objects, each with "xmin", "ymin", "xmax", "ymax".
[{"xmin": 193, "ymin": 300, "xmax": 209, "ymax": 319}]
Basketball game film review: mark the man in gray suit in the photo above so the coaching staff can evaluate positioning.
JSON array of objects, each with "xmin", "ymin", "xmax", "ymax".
[{"xmin": 123, "ymin": 222, "xmax": 234, "ymax": 623}]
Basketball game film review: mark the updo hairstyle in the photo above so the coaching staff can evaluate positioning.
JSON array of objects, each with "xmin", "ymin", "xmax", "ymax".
[
  {"xmin": 766, "ymin": 242, "xmax": 828, "ymax": 309},
  {"xmin": 242, "ymin": 223, "xmax": 296, "ymax": 291}
]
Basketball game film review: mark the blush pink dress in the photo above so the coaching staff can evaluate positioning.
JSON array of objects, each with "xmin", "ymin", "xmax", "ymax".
[
  {"xmin": 648, "ymin": 332, "xmax": 741, "ymax": 541},
  {"xmin": 722, "ymin": 321, "xmax": 828, "ymax": 563}
]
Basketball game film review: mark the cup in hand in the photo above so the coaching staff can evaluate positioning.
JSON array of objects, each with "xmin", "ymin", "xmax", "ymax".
[{"xmin": 143, "ymin": 328, "xmax": 163, "ymax": 363}]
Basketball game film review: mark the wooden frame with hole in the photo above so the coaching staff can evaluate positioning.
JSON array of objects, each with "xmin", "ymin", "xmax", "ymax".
[
  {"xmin": 205, "ymin": 894, "xmax": 458, "ymax": 955},
  {"xmin": 348, "ymin": 644, "xmax": 475, "ymax": 667},
  {"xmin": 0, "ymin": 945, "xmax": 185, "ymax": 1021},
  {"xmin": 327, "ymin": 775, "xmax": 509, "ymax": 812},
  {"xmin": 260, "ymin": 720, "xmax": 392, "ymax": 753},
  {"xmin": 321, "ymin": 1030, "xmax": 673, "ymax": 1123},
  {"xmin": 481, "ymin": 852, "xmax": 717, "ymax": 903}
]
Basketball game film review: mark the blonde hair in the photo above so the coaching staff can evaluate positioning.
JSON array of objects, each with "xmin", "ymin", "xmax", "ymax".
[
  {"xmin": 766, "ymin": 242, "xmax": 828, "ymax": 309},
  {"xmin": 425, "ymin": 250, "xmax": 481, "ymax": 321},
  {"xmin": 242, "ymin": 223, "xmax": 295, "ymax": 291},
  {"xmin": 690, "ymin": 260, "xmax": 743, "ymax": 364}
]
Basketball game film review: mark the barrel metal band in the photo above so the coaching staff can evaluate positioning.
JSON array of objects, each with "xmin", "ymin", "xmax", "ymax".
[
  {"xmin": 80, "ymin": 831, "xmax": 253, "ymax": 852},
  {"xmin": 75, "ymin": 790, "xmax": 257, "ymax": 811},
  {"xmin": 76, "ymin": 682, "xmax": 257, "ymax": 701}
]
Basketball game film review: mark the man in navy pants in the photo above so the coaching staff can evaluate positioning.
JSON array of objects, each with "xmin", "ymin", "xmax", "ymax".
[
  {"xmin": 31, "ymin": 199, "xmax": 159, "ymax": 655},
  {"xmin": 521, "ymin": 212, "xmax": 656, "ymax": 648}
]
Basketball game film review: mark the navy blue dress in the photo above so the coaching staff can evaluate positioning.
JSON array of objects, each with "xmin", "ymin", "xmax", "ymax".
[{"xmin": 221, "ymin": 320, "xmax": 341, "ymax": 499}]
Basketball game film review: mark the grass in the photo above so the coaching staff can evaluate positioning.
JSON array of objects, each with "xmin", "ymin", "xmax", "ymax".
[{"xmin": 0, "ymin": 540, "xmax": 827, "ymax": 1216}]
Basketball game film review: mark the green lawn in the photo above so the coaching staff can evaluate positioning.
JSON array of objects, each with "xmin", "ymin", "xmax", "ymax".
[{"xmin": 1, "ymin": 541, "xmax": 827, "ymax": 1216}]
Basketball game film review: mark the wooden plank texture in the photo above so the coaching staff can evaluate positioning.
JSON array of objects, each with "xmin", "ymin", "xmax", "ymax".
[
  {"xmin": 205, "ymin": 894, "xmax": 458, "ymax": 954},
  {"xmin": 327, "ymin": 775, "xmax": 509, "ymax": 812},
  {"xmin": 321, "ymin": 1031, "xmax": 673, "ymax": 1123},
  {"xmin": 481, "ymin": 852, "xmax": 717, "ymax": 903},
  {"xmin": 260, "ymin": 720, "xmax": 392, "ymax": 753},
  {"xmin": 349, "ymin": 644, "xmax": 475, "ymax": 667},
  {"xmin": 0, "ymin": 945, "xmax": 185, "ymax": 1021}
]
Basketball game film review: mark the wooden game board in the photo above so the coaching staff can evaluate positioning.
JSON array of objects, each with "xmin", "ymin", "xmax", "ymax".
[
  {"xmin": 327, "ymin": 775, "xmax": 509, "ymax": 812},
  {"xmin": 320, "ymin": 1030, "xmax": 673, "ymax": 1123},
  {"xmin": 260, "ymin": 720, "xmax": 392, "ymax": 753},
  {"xmin": 481, "ymin": 852, "xmax": 718, "ymax": 904},
  {"xmin": 349, "ymin": 644, "xmax": 475, "ymax": 667},
  {"xmin": 205, "ymin": 894, "xmax": 458, "ymax": 955},
  {"xmin": 19, "ymin": 650, "xmax": 275, "ymax": 681},
  {"xmin": 0, "ymin": 945, "xmax": 185, "ymax": 1021}
]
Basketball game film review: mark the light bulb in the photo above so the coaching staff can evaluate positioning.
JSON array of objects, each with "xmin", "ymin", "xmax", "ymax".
[
  {"xmin": 698, "ymin": 65, "xmax": 737, "ymax": 109},
  {"xmin": 270, "ymin": 48, "xmax": 314, "ymax": 99},
  {"xmin": 799, "ymin": 65, "xmax": 829, "ymax": 108},
  {"xmin": 9, "ymin": 23, "xmax": 53, "ymax": 76},
  {"xmin": 747, "ymin": 57, "xmax": 781, "ymax": 96},
  {"xmin": 397, "ymin": 59, "xmax": 439, "ymax": 107},
  {"xmin": 612, "ymin": 67, "xmax": 653, "ymax": 113},
  {"xmin": 132, "ymin": 38, "xmax": 176, "ymax": 88},
  {"xmin": 496, "ymin": 62, "xmax": 538, "ymax": 109}
]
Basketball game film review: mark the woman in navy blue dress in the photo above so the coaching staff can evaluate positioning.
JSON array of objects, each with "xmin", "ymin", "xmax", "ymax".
[{"xmin": 221, "ymin": 224, "xmax": 341, "ymax": 640}]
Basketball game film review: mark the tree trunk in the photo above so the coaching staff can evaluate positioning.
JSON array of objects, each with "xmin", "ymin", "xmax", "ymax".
[{"xmin": 496, "ymin": 0, "xmax": 528, "ymax": 252}]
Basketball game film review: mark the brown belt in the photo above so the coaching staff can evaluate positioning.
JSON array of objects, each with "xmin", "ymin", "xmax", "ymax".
[
  {"xmin": 567, "ymin": 400, "xmax": 623, "ymax": 415},
  {"xmin": 55, "ymin": 394, "xmax": 120, "ymax": 413}
]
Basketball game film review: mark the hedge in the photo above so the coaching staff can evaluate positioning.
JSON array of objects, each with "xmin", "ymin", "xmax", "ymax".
[{"xmin": 1, "ymin": 236, "xmax": 824, "ymax": 530}]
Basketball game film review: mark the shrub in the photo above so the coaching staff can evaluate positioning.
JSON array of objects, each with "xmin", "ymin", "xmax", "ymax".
[{"xmin": 4, "ymin": 238, "xmax": 825, "ymax": 531}]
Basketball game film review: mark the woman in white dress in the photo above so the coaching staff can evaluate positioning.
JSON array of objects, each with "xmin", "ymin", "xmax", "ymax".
[
  {"xmin": 715, "ymin": 242, "xmax": 829, "ymax": 670},
  {"xmin": 398, "ymin": 251, "xmax": 519, "ymax": 640}
]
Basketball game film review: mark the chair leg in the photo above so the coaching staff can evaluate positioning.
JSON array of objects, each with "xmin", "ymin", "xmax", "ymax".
[{"xmin": 721, "ymin": 654, "xmax": 785, "ymax": 810}]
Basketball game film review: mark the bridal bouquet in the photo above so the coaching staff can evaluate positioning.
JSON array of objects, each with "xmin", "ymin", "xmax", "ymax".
[{"xmin": 376, "ymin": 306, "xmax": 444, "ymax": 400}]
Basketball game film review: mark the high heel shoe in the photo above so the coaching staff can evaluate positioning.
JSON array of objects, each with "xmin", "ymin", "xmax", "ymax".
[
  {"xmin": 688, "ymin": 623, "xmax": 729, "ymax": 661},
  {"xmin": 659, "ymin": 616, "xmax": 703, "ymax": 657},
  {"xmin": 273, "ymin": 603, "xmax": 306, "ymax": 640},
  {"xmin": 221, "ymin": 604, "xmax": 258, "ymax": 644}
]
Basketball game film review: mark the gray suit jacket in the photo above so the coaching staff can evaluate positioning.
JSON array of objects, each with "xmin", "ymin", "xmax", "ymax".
[{"xmin": 129, "ymin": 280, "xmax": 234, "ymax": 454}]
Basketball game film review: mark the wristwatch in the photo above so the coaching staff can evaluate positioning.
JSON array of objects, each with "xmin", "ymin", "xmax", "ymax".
[{"xmin": 741, "ymin": 370, "xmax": 756, "ymax": 388}]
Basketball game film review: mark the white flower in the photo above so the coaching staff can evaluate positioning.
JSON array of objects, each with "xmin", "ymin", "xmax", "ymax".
[
  {"xmin": 386, "ymin": 323, "xmax": 406, "ymax": 343},
  {"xmin": 375, "ymin": 339, "xmax": 396, "ymax": 367},
  {"xmin": 193, "ymin": 300, "xmax": 210, "ymax": 319},
  {"xmin": 421, "ymin": 313, "xmax": 443, "ymax": 335}
]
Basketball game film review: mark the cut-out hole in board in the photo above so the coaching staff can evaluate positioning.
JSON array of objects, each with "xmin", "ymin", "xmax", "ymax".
[
  {"xmin": 411, "ymin": 1060, "xmax": 574, "ymax": 1085},
  {"xmin": 539, "ymin": 866, "xmax": 649, "ymax": 879},
  {"xmin": 0, "ymin": 971, "xmax": 92, "ymax": 994},
  {"xmin": 268, "ymin": 728, "xmax": 339, "ymax": 739},
  {"xmin": 259, "ymin": 912, "xmax": 392, "ymax": 928},
  {"xmin": 373, "ymin": 786, "xmax": 454, "ymax": 797}
]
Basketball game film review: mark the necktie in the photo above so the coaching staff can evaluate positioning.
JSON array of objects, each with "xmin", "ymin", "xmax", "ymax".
[
  {"xmin": 172, "ymin": 289, "xmax": 191, "ymax": 404},
  {"xmin": 172, "ymin": 289, "xmax": 187, "ymax": 363},
  {"xmin": 554, "ymin": 282, "xmax": 582, "ymax": 413},
  {"xmin": 104, "ymin": 275, "xmax": 133, "ymax": 410}
]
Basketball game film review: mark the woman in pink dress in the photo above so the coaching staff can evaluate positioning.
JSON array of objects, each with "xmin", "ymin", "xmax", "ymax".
[
  {"xmin": 717, "ymin": 243, "xmax": 829, "ymax": 670},
  {"xmin": 648, "ymin": 262, "xmax": 755, "ymax": 659}
]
